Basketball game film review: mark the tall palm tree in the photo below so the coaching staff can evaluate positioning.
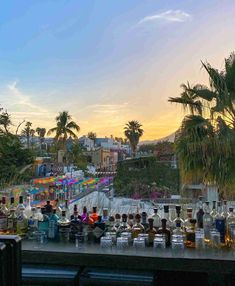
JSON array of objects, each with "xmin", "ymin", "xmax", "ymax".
[
  {"xmin": 0, "ymin": 110, "xmax": 12, "ymax": 134},
  {"xmin": 36, "ymin": 127, "xmax": 46, "ymax": 149},
  {"xmin": 47, "ymin": 111, "xmax": 80, "ymax": 150},
  {"xmin": 87, "ymin": 131, "xmax": 96, "ymax": 141},
  {"xmin": 169, "ymin": 52, "xmax": 235, "ymax": 194},
  {"xmin": 124, "ymin": 120, "xmax": 144, "ymax": 157},
  {"xmin": 21, "ymin": 122, "xmax": 33, "ymax": 149}
]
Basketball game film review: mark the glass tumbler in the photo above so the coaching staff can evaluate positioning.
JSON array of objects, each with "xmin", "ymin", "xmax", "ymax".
[
  {"xmin": 100, "ymin": 236, "xmax": 113, "ymax": 251},
  {"xmin": 116, "ymin": 237, "xmax": 129, "ymax": 251},
  {"xmin": 121, "ymin": 232, "xmax": 132, "ymax": 245},
  {"xmin": 32, "ymin": 230, "xmax": 46, "ymax": 249},
  {"xmin": 138, "ymin": 233, "xmax": 149, "ymax": 246},
  {"xmin": 195, "ymin": 229, "xmax": 205, "ymax": 249},
  {"xmin": 210, "ymin": 230, "xmax": 221, "ymax": 249},
  {"xmin": 133, "ymin": 237, "xmax": 145, "ymax": 250},
  {"xmin": 171, "ymin": 234, "xmax": 184, "ymax": 250},
  {"xmin": 153, "ymin": 234, "xmax": 166, "ymax": 249},
  {"xmin": 105, "ymin": 232, "xmax": 117, "ymax": 245}
]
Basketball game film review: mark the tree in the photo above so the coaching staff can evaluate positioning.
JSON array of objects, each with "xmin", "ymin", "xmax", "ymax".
[
  {"xmin": 124, "ymin": 120, "xmax": 144, "ymax": 157},
  {"xmin": 169, "ymin": 52, "xmax": 235, "ymax": 194},
  {"xmin": 47, "ymin": 111, "xmax": 80, "ymax": 150},
  {"xmin": 67, "ymin": 142, "xmax": 88, "ymax": 170},
  {"xmin": 0, "ymin": 110, "xmax": 12, "ymax": 134},
  {"xmin": 21, "ymin": 122, "xmax": 33, "ymax": 149},
  {"xmin": 36, "ymin": 127, "xmax": 46, "ymax": 149},
  {"xmin": 87, "ymin": 131, "xmax": 96, "ymax": 141}
]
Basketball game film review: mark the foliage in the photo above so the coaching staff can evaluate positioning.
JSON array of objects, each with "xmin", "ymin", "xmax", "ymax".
[
  {"xmin": 66, "ymin": 142, "xmax": 88, "ymax": 170},
  {"xmin": 21, "ymin": 121, "xmax": 34, "ymax": 149},
  {"xmin": 0, "ymin": 109, "xmax": 12, "ymax": 134},
  {"xmin": 114, "ymin": 156, "xmax": 179, "ymax": 197},
  {"xmin": 87, "ymin": 132, "xmax": 96, "ymax": 141},
  {"xmin": 169, "ymin": 52, "xmax": 235, "ymax": 194},
  {"xmin": 124, "ymin": 120, "xmax": 144, "ymax": 157},
  {"xmin": 0, "ymin": 133, "xmax": 34, "ymax": 185},
  {"xmin": 47, "ymin": 111, "xmax": 80, "ymax": 150}
]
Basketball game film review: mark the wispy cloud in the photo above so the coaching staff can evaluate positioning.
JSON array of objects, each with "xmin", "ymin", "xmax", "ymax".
[{"xmin": 137, "ymin": 10, "xmax": 192, "ymax": 26}]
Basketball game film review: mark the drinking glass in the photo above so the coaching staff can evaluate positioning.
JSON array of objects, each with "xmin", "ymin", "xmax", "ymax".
[
  {"xmin": 171, "ymin": 234, "xmax": 184, "ymax": 250},
  {"xmin": 153, "ymin": 234, "xmax": 166, "ymax": 249},
  {"xmin": 116, "ymin": 237, "xmax": 129, "ymax": 251},
  {"xmin": 121, "ymin": 232, "xmax": 132, "ymax": 245},
  {"xmin": 138, "ymin": 233, "xmax": 149, "ymax": 246},
  {"xmin": 59, "ymin": 228, "xmax": 70, "ymax": 243},
  {"xmin": 195, "ymin": 229, "xmax": 205, "ymax": 249},
  {"xmin": 133, "ymin": 237, "xmax": 145, "ymax": 251},
  {"xmin": 210, "ymin": 230, "xmax": 221, "ymax": 249},
  {"xmin": 105, "ymin": 232, "xmax": 117, "ymax": 245},
  {"xmin": 32, "ymin": 230, "xmax": 46, "ymax": 249},
  {"xmin": 229, "ymin": 226, "xmax": 235, "ymax": 249},
  {"xmin": 75, "ymin": 232, "xmax": 84, "ymax": 250},
  {"xmin": 100, "ymin": 236, "xmax": 113, "ymax": 251}
]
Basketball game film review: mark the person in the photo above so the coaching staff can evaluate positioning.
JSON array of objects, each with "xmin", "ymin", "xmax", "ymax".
[
  {"xmin": 49, "ymin": 164, "xmax": 54, "ymax": 176},
  {"xmin": 43, "ymin": 164, "xmax": 47, "ymax": 177}
]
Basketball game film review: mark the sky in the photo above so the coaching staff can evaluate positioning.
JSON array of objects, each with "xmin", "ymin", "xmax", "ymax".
[{"xmin": 0, "ymin": 0, "xmax": 235, "ymax": 140}]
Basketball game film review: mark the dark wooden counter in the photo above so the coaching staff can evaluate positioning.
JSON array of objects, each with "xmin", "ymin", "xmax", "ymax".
[{"xmin": 22, "ymin": 241, "xmax": 235, "ymax": 286}]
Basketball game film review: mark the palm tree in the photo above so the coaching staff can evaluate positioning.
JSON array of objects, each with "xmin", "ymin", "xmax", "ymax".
[
  {"xmin": 36, "ymin": 127, "xmax": 46, "ymax": 149},
  {"xmin": 169, "ymin": 52, "xmax": 235, "ymax": 194},
  {"xmin": 21, "ymin": 122, "xmax": 33, "ymax": 149},
  {"xmin": 0, "ymin": 110, "xmax": 12, "ymax": 134},
  {"xmin": 87, "ymin": 131, "xmax": 96, "ymax": 141},
  {"xmin": 124, "ymin": 120, "xmax": 144, "ymax": 157},
  {"xmin": 47, "ymin": 111, "xmax": 80, "ymax": 150}
]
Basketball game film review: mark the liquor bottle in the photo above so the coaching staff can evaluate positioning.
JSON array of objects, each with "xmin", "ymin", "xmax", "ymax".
[
  {"xmin": 58, "ymin": 210, "xmax": 71, "ymax": 242},
  {"xmin": 210, "ymin": 201, "xmax": 217, "ymax": 227},
  {"xmin": 157, "ymin": 218, "xmax": 171, "ymax": 247},
  {"xmin": 90, "ymin": 207, "xmax": 99, "ymax": 223},
  {"xmin": 114, "ymin": 213, "xmax": 121, "ymax": 232},
  {"xmin": 173, "ymin": 219, "xmax": 185, "ymax": 237},
  {"xmin": 81, "ymin": 207, "xmax": 93, "ymax": 243},
  {"xmin": 185, "ymin": 219, "xmax": 196, "ymax": 248},
  {"xmin": 106, "ymin": 215, "xmax": 115, "ymax": 232},
  {"xmin": 64, "ymin": 199, "xmax": 70, "ymax": 218},
  {"xmin": 150, "ymin": 208, "xmax": 161, "ymax": 230},
  {"xmin": 9, "ymin": 197, "xmax": 15, "ymax": 211},
  {"xmin": 70, "ymin": 210, "xmax": 83, "ymax": 242},
  {"xmin": 16, "ymin": 207, "xmax": 28, "ymax": 237},
  {"xmin": 54, "ymin": 199, "xmax": 62, "ymax": 217},
  {"xmin": 24, "ymin": 195, "xmax": 32, "ymax": 219},
  {"xmin": 215, "ymin": 201, "xmax": 226, "ymax": 244},
  {"xmin": 38, "ymin": 207, "xmax": 49, "ymax": 235},
  {"xmin": 128, "ymin": 214, "xmax": 134, "ymax": 228},
  {"xmin": 118, "ymin": 214, "xmax": 131, "ymax": 235},
  {"xmin": 48, "ymin": 209, "xmax": 59, "ymax": 240},
  {"xmin": 173, "ymin": 205, "xmax": 184, "ymax": 227},
  {"xmin": 221, "ymin": 200, "xmax": 229, "ymax": 219},
  {"xmin": 35, "ymin": 206, "xmax": 43, "ymax": 221},
  {"xmin": 16, "ymin": 196, "xmax": 25, "ymax": 215},
  {"xmin": 70, "ymin": 204, "xmax": 78, "ymax": 220},
  {"xmin": 226, "ymin": 207, "xmax": 235, "ymax": 246},
  {"xmin": 44, "ymin": 200, "xmax": 53, "ymax": 217},
  {"xmin": 203, "ymin": 201, "xmax": 213, "ymax": 242},
  {"xmin": 146, "ymin": 218, "xmax": 157, "ymax": 245},
  {"xmin": 93, "ymin": 215, "xmax": 105, "ymax": 243},
  {"xmin": 131, "ymin": 214, "xmax": 145, "ymax": 239},
  {"xmin": 141, "ymin": 212, "xmax": 149, "ymax": 230},
  {"xmin": 0, "ymin": 197, "xmax": 8, "ymax": 234},
  {"xmin": 7, "ymin": 209, "xmax": 17, "ymax": 234},
  {"xmin": 101, "ymin": 208, "xmax": 109, "ymax": 223},
  {"xmin": 196, "ymin": 196, "xmax": 204, "ymax": 228},
  {"xmin": 163, "ymin": 205, "xmax": 173, "ymax": 229},
  {"xmin": 184, "ymin": 208, "xmax": 193, "ymax": 230},
  {"xmin": 28, "ymin": 207, "xmax": 39, "ymax": 239}
]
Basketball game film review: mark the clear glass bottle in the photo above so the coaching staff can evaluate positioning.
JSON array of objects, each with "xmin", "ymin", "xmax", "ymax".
[
  {"xmin": 93, "ymin": 215, "xmax": 105, "ymax": 243},
  {"xmin": 226, "ymin": 207, "xmax": 235, "ymax": 246},
  {"xmin": 173, "ymin": 220, "xmax": 185, "ymax": 237},
  {"xmin": 58, "ymin": 210, "xmax": 71, "ymax": 242},
  {"xmin": 38, "ymin": 207, "xmax": 49, "ymax": 235},
  {"xmin": 54, "ymin": 198, "xmax": 62, "ymax": 217},
  {"xmin": 17, "ymin": 207, "xmax": 28, "ymax": 237},
  {"xmin": 203, "ymin": 201, "xmax": 213, "ymax": 243},
  {"xmin": 7, "ymin": 209, "xmax": 17, "ymax": 234},
  {"xmin": 48, "ymin": 209, "xmax": 59, "ymax": 240},
  {"xmin": 157, "ymin": 218, "xmax": 171, "ymax": 247},
  {"xmin": 131, "ymin": 214, "xmax": 145, "ymax": 239},
  {"xmin": 210, "ymin": 201, "xmax": 217, "ymax": 227},
  {"xmin": 150, "ymin": 208, "xmax": 161, "ymax": 230},
  {"xmin": 101, "ymin": 208, "xmax": 109, "ymax": 223},
  {"xmin": 118, "ymin": 214, "xmax": 131, "ymax": 235},
  {"xmin": 184, "ymin": 208, "xmax": 193, "ymax": 230},
  {"xmin": 196, "ymin": 196, "xmax": 204, "ymax": 229},
  {"xmin": 9, "ymin": 197, "xmax": 15, "ymax": 212},
  {"xmin": 128, "ymin": 214, "xmax": 134, "ymax": 228},
  {"xmin": 221, "ymin": 200, "xmax": 229, "ymax": 219},
  {"xmin": 114, "ymin": 213, "xmax": 121, "ymax": 232},
  {"xmin": 173, "ymin": 205, "xmax": 184, "ymax": 227},
  {"xmin": 35, "ymin": 206, "xmax": 43, "ymax": 221},
  {"xmin": 185, "ymin": 219, "xmax": 196, "ymax": 248},
  {"xmin": 146, "ymin": 218, "xmax": 157, "ymax": 245},
  {"xmin": 141, "ymin": 212, "xmax": 149, "ymax": 230},
  {"xmin": 215, "ymin": 201, "xmax": 226, "ymax": 244},
  {"xmin": 163, "ymin": 205, "xmax": 173, "ymax": 229},
  {"xmin": 24, "ymin": 195, "xmax": 32, "ymax": 219},
  {"xmin": 0, "ymin": 197, "xmax": 8, "ymax": 234},
  {"xmin": 16, "ymin": 196, "xmax": 25, "ymax": 216},
  {"xmin": 70, "ymin": 210, "xmax": 83, "ymax": 242},
  {"xmin": 28, "ymin": 207, "xmax": 39, "ymax": 239}
]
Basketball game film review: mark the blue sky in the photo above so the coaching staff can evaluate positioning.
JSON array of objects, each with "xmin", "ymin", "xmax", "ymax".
[{"xmin": 0, "ymin": 0, "xmax": 235, "ymax": 139}]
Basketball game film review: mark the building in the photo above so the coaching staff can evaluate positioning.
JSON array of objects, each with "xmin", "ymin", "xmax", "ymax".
[{"xmin": 78, "ymin": 136, "xmax": 95, "ymax": 150}]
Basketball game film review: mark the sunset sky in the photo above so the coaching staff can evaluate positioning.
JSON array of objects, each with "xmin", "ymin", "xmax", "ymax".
[{"xmin": 0, "ymin": 0, "xmax": 235, "ymax": 140}]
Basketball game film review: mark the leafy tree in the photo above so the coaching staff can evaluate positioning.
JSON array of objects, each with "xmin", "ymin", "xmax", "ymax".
[
  {"xmin": 169, "ymin": 52, "xmax": 235, "ymax": 195},
  {"xmin": 0, "ymin": 109, "xmax": 12, "ymax": 134},
  {"xmin": 0, "ymin": 133, "xmax": 34, "ymax": 185},
  {"xmin": 47, "ymin": 111, "xmax": 80, "ymax": 150},
  {"xmin": 36, "ymin": 127, "xmax": 46, "ymax": 149},
  {"xmin": 124, "ymin": 120, "xmax": 144, "ymax": 157},
  {"xmin": 87, "ymin": 131, "xmax": 96, "ymax": 141},
  {"xmin": 67, "ymin": 142, "xmax": 88, "ymax": 170}
]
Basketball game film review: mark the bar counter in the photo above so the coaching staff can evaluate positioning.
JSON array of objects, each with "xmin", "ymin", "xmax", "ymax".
[{"xmin": 22, "ymin": 240, "xmax": 235, "ymax": 286}]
